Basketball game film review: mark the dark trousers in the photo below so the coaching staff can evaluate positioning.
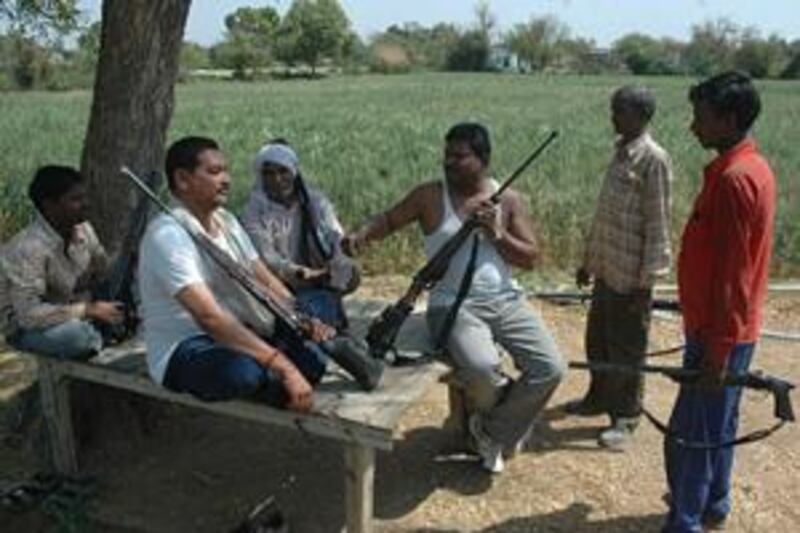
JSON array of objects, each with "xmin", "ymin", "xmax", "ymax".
[
  {"xmin": 296, "ymin": 287, "xmax": 347, "ymax": 331},
  {"xmin": 163, "ymin": 325, "xmax": 327, "ymax": 408},
  {"xmin": 583, "ymin": 279, "xmax": 651, "ymax": 420},
  {"xmin": 662, "ymin": 339, "xmax": 754, "ymax": 533}
]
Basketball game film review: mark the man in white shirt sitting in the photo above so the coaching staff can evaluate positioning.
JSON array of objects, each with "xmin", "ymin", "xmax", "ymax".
[{"xmin": 138, "ymin": 136, "xmax": 328, "ymax": 412}]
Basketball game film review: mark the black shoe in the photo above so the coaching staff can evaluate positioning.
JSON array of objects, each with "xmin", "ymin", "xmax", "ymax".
[
  {"xmin": 321, "ymin": 336, "xmax": 385, "ymax": 391},
  {"xmin": 563, "ymin": 398, "xmax": 605, "ymax": 416}
]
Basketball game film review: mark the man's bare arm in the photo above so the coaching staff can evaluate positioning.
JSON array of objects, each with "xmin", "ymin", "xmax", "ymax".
[
  {"xmin": 492, "ymin": 191, "xmax": 540, "ymax": 269},
  {"xmin": 342, "ymin": 183, "xmax": 434, "ymax": 256}
]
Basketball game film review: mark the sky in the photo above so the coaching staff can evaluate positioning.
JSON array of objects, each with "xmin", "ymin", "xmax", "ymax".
[{"xmin": 78, "ymin": 0, "xmax": 799, "ymax": 47}]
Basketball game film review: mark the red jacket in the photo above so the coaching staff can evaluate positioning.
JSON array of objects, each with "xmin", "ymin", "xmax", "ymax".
[{"xmin": 678, "ymin": 139, "xmax": 776, "ymax": 369}]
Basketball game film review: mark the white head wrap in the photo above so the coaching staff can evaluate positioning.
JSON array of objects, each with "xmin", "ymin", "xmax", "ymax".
[{"xmin": 253, "ymin": 143, "xmax": 300, "ymax": 179}]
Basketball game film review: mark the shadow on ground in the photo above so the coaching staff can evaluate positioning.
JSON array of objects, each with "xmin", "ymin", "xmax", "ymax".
[{"xmin": 416, "ymin": 502, "xmax": 664, "ymax": 532}]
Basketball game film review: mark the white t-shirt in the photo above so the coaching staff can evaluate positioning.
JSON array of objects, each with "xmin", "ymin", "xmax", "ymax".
[{"xmin": 138, "ymin": 207, "xmax": 266, "ymax": 384}]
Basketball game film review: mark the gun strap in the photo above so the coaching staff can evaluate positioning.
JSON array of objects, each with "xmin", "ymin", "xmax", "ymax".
[
  {"xmin": 642, "ymin": 406, "xmax": 787, "ymax": 450},
  {"xmin": 434, "ymin": 234, "xmax": 480, "ymax": 352},
  {"xmin": 297, "ymin": 175, "xmax": 333, "ymax": 265}
]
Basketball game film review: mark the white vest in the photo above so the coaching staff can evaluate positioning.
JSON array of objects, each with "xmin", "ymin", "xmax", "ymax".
[{"xmin": 423, "ymin": 179, "xmax": 520, "ymax": 308}]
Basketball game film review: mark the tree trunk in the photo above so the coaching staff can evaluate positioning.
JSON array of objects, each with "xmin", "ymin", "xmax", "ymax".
[{"xmin": 81, "ymin": 0, "xmax": 192, "ymax": 251}]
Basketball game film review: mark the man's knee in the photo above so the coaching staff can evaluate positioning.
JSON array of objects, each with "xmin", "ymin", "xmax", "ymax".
[
  {"xmin": 223, "ymin": 357, "xmax": 268, "ymax": 396},
  {"xmin": 15, "ymin": 319, "xmax": 102, "ymax": 360},
  {"xmin": 457, "ymin": 365, "xmax": 508, "ymax": 411},
  {"xmin": 519, "ymin": 346, "xmax": 567, "ymax": 386}
]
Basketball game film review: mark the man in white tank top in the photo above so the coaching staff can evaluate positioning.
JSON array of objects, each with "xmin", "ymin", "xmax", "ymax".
[{"xmin": 344, "ymin": 123, "xmax": 565, "ymax": 473}]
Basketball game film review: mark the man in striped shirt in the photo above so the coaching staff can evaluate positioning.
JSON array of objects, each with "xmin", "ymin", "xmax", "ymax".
[{"xmin": 566, "ymin": 85, "xmax": 673, "ymax": 449}]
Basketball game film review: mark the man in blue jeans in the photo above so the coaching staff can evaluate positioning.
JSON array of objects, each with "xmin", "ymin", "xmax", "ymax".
[
  {"xmin": 138, "ymin": 136, "xmax": 334, "ymax": 412},
  {"xmin": 664, "ymin": 71, "xmax": 776, "ymax": 532},
  {"xmin": 1, "ymin": 165, "xmax": 123, "ymax": 359}
]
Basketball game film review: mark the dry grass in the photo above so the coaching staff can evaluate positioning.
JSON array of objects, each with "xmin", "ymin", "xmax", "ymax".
[{"xmin": 0, "ymin": 283, "xmax": 798, "ymax": 532}]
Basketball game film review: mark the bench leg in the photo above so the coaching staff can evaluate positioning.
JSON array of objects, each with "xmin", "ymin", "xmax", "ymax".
[
  {"xmin": 344, "ymin": 443, "xmax": 375, "ymax": 533},
  {"xmin": 38, "ymin": 360, "xmax": 78, "ymax": 474}
]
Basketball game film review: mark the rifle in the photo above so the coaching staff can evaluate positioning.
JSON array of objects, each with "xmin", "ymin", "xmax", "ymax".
[
  {"xmin": 534, "ymin": 291, "xmax": 681, "ymax": 311},
  {"xmin": 121, "ymin": 167, "xmax": 385, "ymax": 392},
  {"xmin": 92, "ymin": 170, "xmax": 163, "ymax": 344},
  {"xmin": 366, "ymin": 131, "xmax": 559, "ymax": 361},
  {"xmin": 570, "ymin": 360, "xmax": 795, "ymax": 447}
]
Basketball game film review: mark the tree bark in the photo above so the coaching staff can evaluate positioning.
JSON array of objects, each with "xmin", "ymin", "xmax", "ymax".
[{"xmin": 81, "ymin": 0, "xmax": 192, "ymax": 251}]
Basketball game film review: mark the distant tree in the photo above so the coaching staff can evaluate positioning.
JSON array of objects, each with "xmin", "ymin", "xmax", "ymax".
[
  {"xmin": 683, "ymin": 19, "xmax": 738, "ymax": 75},
  {"xmin": 0, "ymin": 0, "xmax": 79, "ymax": 37},
  {"xmin": 212, "ymin": 5, "xmax": 279, "ymax": 78},
  {"xmin": 340, "ymin": 30, "xmax": 367, "ymax": 67},
  {"xmin": 446, "ymin": 29, "xmax": 489, "ymax": 72},
  {"xmin": 428, "ymin": 23, "xmax": 461, "ymax": 68},
  {"xmin": 275, "ymin": 0, "xmax": 351, "ymax": 75},
  {"xmin": 781, "ymin": 40, "xmax": 800, "ymax": 79},
  {"xmin": 180, "ymin": 41, "xmax": 210, "ymax": 73},
  {"xmin": 75, "ymin": 20, "xmax": 101, "ymax": 70},
  {"xmin": 781, "ymin": 54, "xmax": 800, "ymax": 79},
  {"xmin": 1, "ymin": 0, "xmax": 79, "ymax": 88},
  {"xmin": 558, "ymin": 36, "xmax": 621, "ymax": 74},
  {"xmin": 7, "ymin": 33, "xmax": 51, "ymax": 88},
  {"xmin": 371, "ymin": 21, "xmax": 459, "ymax": 71},
  {"xmin": 369, "ymin": 42, "xmax": 412, "ymax": 74},
  {"xmin": 733, "ymin": 31, "xmax": 789, "ymax": 78},
  {"xmin": 473, "ymin": 0, "xmax": 496, "ymax": 41},
  {"xmin": 506, "ymin": 15, "xmax": 570, "ymax": 72},
  {"xmin": 613, "ymin": 33, "xmax": 683, "ymax": 75}
]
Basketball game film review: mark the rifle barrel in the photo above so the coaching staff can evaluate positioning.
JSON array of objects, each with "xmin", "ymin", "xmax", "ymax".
[
  {"xmin": 121, "ymin": 166, "xmax": 303, "ymax": 330},
  {"xmin": 493, "ymin": 130, "xmax": 559, "ymax": 200}
]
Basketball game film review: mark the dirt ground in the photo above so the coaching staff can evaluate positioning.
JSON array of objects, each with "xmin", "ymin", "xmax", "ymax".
[{"xmin": 1, "ymin": 278, "xmax": 798, "ymax": 532}]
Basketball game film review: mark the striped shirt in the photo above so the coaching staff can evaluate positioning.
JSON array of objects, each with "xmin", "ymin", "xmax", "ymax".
[
  {"xmin": 0, "ymin": 213, "xmax": 108, "ymax": 335},
  {"xmin": 583, "ymin": 132, "xmax": 673, "ymax": 293}
]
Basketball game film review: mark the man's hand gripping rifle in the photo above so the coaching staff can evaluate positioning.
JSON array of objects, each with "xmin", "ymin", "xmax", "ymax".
[
  {"xmin": 366, "ymin": 131, "xmax": 559, "ymax": 361},
  {"xmin": 121, "ymin": 167, "xmax": 384, "ymax": 392}
]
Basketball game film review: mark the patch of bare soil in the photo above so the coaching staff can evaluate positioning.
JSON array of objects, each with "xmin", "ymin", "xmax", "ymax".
[{"xmin": 1, "ymin": 281, "xmax": 798, "ymax": 532}]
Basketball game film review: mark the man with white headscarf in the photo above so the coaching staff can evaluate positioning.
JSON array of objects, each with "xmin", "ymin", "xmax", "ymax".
[{"xmin": 242, "ymin": 140, "xmax": 359, "ymax": 330}]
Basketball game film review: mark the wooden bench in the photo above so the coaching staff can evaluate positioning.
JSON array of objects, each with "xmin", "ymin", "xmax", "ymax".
[{"xmin": 32, "ymin": 299, "xmax": 448, "ymax": 533}]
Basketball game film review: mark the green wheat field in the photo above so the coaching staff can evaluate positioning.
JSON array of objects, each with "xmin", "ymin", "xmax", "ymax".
[{"xmin": 1, "ymin": 73, "xmax": 798, "ymax": 279}]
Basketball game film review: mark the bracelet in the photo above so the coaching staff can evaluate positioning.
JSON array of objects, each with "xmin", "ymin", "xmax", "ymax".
[{"xmin": 263, "ymin": 348, "xmax": 280, "ymax": 368}]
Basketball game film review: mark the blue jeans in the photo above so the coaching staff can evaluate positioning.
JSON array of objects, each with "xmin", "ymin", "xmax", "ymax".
[
  {"xmin": 6, "ymin": 319, "xmax": 103, "ymax": 360},
  {"xmin": 162, "ymin": 326, "xmax": 327, "ymax": 407},
  {"xmin": 662, "ymin": 338, "xmax": 754, "ymax": 533},
  {"xmin": 296, "ymin": 287, "xmax": 347, "ymax": 330}
]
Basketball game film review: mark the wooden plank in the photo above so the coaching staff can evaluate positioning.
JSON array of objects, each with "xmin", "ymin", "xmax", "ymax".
[
  {"xmin": 38, "ymin": 360, "xmax": 78, "ymax": 474},
  {"xmin": 344, "ymin": 443, "xmax": 375, "ymax": 533},
  {"xmin": 33, "ymin": 298, "xmax": 448, "ymax": 452},
  {"xmin": 61, "ymin": 322, "xmax": 447, "ymax": 419},
  {"xmin": 54, "ymin": 358, "xmax": 394, "ymax": 451}
]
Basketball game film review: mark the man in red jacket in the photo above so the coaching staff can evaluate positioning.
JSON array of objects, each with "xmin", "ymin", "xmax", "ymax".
[{"xmin": 663, "ymin": 71, "xmax": 776, "ymax": 533}]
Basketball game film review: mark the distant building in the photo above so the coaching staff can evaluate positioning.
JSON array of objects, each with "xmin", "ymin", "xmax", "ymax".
[{"xmin": 487, "ymin": 44, "xmax": 525, "ymax": 73}]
